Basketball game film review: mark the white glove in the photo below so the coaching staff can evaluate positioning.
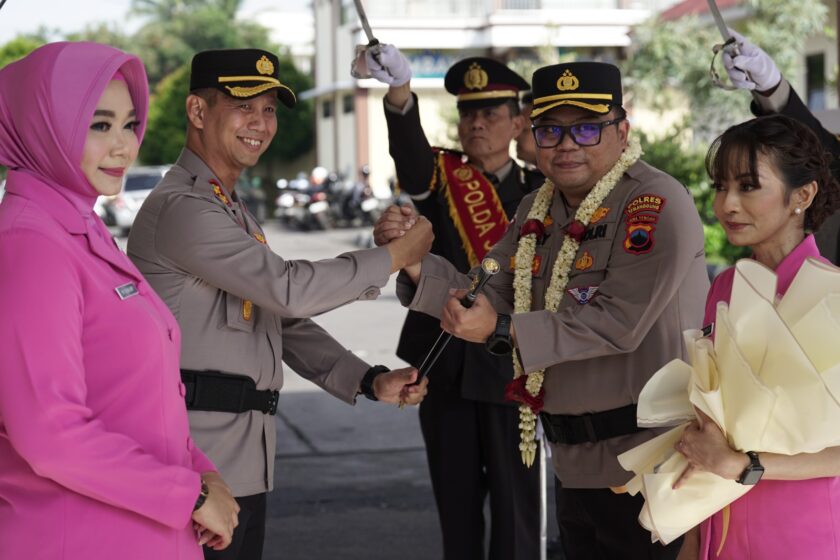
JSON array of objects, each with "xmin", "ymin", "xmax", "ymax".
[
  {"xmin": 722, "ymin": 29, "xmax": 781, "ymax": 92},
  {"xmin": 357, "ymin": 44, "xmax": 411, "ymax": 87}
]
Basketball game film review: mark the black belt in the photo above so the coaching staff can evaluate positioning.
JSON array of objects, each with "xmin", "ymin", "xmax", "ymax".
[
  {"xmin": 180, "ymin": 369, "xmax": 278, "ymax": 415},
  {"xmin": 540, "ymin": 404, "xmax": 641, "ymax": 445}
]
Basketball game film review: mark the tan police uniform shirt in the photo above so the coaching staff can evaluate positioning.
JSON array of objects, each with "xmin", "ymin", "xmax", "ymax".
[
  {"xmin": 398, "ymin": 160, "xmax": 709, "ymax": 488},
  {"xmin": 128, "ymin": 149, "xmax": 392, "ymax": 496}
]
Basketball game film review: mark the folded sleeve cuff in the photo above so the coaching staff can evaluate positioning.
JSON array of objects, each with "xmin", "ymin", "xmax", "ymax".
[{"xmin": 753, "ymin": 78, "xmax": 791, "ymax": 114}]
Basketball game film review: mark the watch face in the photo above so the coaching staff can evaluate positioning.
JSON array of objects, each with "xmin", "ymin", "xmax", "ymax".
[
  {"xmin": 487, "ymin": 337, "xmax": 513, "ymax": 356},
  {"xmin": 738, "ymin": 466, "xmax": 764, "ymax": 485}
]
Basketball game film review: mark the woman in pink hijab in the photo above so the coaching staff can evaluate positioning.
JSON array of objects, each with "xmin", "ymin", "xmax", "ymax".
[{"xmin": 0, "ymin": 42, "xmax": 239, "ymax": 559}]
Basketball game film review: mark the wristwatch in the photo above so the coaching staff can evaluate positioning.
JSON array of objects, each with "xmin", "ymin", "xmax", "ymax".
[
  {"xmin": 193, "ymin": 479, "xmax": 209, "ymax": 511},
  {"xmin": 486, "ymin": 313, "xmax": 513, "ymax": 356},
  {"xmin": 736, "ymin": 451, "xmax": 764, "ymax": 485},
  {"xmin": 360, "ymin": 365, "xmax": 389, "ymax": 401}
]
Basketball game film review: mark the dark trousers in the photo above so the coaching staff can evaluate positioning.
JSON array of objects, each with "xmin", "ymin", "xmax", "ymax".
[
  {"xmin": 554, "ymin": 484, "xmax": 681, "ymax": 560},
  {"xmin": 204, "ymin": 492, "xmax": 266, "ymax": 560},
  {"xmin": 420, "ymin": 387, "xmax": 540, "ymax": 560}
]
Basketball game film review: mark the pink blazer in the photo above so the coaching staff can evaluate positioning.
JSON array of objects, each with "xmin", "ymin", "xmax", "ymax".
[
  {"xmin": 699, "ymin": 235, "xmax": 840, "ymax": 560},
  {"xmin": 0, "ymin": 173, "xmax": 215, "ymax": 559}
]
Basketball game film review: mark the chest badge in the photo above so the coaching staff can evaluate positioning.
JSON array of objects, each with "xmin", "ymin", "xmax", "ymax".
[
  {"xmin": 574, "ymin": 250, "xmax": 594, "ymax": 271},
  {"xmin": 590, "ymin": 207, "xmax": 610, "ymax": 224},
  {"xmin": 115, "ymin": 282, "xmax": 139, "ymax": 300},
  {"xmin": 567, "ymin": 286, "xmax": 599, "ymax": 305}
]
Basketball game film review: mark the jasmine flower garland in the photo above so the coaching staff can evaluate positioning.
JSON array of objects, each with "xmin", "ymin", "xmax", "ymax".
[{"xmin": 511, "ymin": 135, "xmax": 643, "ymax": 467}]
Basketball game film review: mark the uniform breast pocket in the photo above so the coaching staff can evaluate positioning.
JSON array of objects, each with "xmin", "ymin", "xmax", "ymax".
[{"xmin": 225, "ymin": 292, "xmax": 256, "ymax": 332}]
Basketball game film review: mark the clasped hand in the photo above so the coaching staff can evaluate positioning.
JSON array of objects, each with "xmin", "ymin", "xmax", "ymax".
[
  {"xmin": 673, "ymin": 409, "xmax": 749, "ymax": 489},
  {"xmin": 192, "ymin": 471, "xmax": 240, "ymax": 550}
]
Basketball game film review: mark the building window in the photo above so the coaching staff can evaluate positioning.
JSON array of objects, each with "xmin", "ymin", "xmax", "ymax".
[
  {"xmin": 343, "ymin": 94, "xmax": 354, "ymax": 114},
  {"xmin": 806, "ymin": 52, "xmax": 826, "ymax": 111},
  {"xmin": 322, "ymin": 99, "xmax": 333, "ymax": 118}
]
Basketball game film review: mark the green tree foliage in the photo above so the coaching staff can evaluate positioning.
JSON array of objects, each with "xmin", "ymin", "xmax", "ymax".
[
  {"xmin": 625, "ymin": 0, "xmax": 828, "ymax": 140},
  {"xmin": 0, "ymin": 36, "xmax": 45, "ymax": 68},
  {"xmin": 626, "ymin": 0, "xmax": 828, "ymax": 263},
  {"xmin": 637, "ymin": 125, "xmax": 750, "ymax": 265},
  {"xmin": 140, "ymin": 64, "xmax": 190, "ymax": 165}
]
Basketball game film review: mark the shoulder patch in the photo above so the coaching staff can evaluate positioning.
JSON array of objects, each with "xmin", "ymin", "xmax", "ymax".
[
  {"xmin": 625, "ymin": 194, "xmax": 666, "ymax": 218},
  {"xmin": 623, "ymin": 223, "xmax": 656, "ymax": 255}
]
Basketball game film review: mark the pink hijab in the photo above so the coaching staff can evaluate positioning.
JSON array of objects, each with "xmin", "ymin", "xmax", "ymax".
[{"xmin": 0, "ymin": 41, "xmax": 149, "ymax": 210}]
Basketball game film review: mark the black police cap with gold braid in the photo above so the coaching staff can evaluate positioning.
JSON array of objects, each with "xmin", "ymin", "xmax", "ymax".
[
  {"xmin": 444, "ymin": 57, "xmax": 529, "ymax": 110},
  {"xmin": 530, "ymin": 62, "xmax": 622, "ymax": 118},
  {"xmin": 190, "ymin": 48, "xmax": 296, "ymax": 108}
]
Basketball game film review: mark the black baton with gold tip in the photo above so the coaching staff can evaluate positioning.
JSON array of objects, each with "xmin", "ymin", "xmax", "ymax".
[{"xmin": 414, "ymin": 257, "xmax": 501, "ymax": 383}]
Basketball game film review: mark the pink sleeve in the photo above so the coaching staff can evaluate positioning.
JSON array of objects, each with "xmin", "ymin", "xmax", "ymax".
[
  {"xmin": 0, "ymin": 232, "xmax": 200, "ymax": 529},
  {"xmin": 704, "ymin": 267, "xmax": 735, "ymax": 327},
  {"xmin": 191, "ymin": 445, "xmax": 216, "ymax": 474}
]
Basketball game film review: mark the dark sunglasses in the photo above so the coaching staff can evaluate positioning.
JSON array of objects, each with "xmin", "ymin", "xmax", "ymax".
[{"xmin": 532, "ymin": 116, "xmax": 626, "ymax": 148}]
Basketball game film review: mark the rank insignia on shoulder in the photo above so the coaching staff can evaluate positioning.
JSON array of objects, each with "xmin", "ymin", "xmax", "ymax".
[
  {"xmin": 242, "ymin": 299, "xmax": 253, "ymax": 321},
  {"xmin": 210, "ymin": 181, "xmax": 231, "ymax": 208},
  {"xmin": 567, "ymin": 286, "xmax": 599, "ymax": 305},
  {"xmin": 253, "ymin": 232, "xmax": 267, "ymax": 244},
  {"xmin": 701, "ymin": 323, "xmax": 714, "ymax": 337},
  {"xmin": 115, "ymin": 282, "xmax": 139, "ymax": 300}
]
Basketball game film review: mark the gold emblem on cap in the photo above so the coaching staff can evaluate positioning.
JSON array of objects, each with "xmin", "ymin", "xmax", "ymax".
[
  {"xmin": 463, "ymin": 62, "xmax": 489, "ymax": 91},
  {"xmin": 556, "ymin": 69, "xmax": 580, "ymax": 92},
  {"xmin": 256, "ymin": 55, "xmax": 274, "ymax": 76}
]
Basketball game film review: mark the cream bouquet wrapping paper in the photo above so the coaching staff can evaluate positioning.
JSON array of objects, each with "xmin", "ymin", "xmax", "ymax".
[{"xmin": 618, "ymin": 257, "xmax": 840, "ymax": 545}]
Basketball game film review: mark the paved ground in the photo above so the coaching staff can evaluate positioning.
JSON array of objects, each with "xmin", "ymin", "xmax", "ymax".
[
  {"xmin": 122, "ymin": 222, "xmax": 560, "ymax": 559},
  {"xmin": 257, "ymin": 223, "xmax": 561, "ymax": 560}
]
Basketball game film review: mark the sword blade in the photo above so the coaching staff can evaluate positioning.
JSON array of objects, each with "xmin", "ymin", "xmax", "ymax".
[
  {"xmin": 353, "ymin": 0, "xmax": 377, "ymax": 45},
  {"xmin": 706, "ymin": 0, "xmax": 732, "ymax": 42}
]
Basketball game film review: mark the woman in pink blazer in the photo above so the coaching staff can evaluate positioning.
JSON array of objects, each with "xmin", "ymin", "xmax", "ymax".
[
  {"xmin": 674, "ymin": 115, "xmax": 840, "ymax": 559},
  {"xmin": 0, "ymin": 42, "xmax": 238, "ymax": 559}
]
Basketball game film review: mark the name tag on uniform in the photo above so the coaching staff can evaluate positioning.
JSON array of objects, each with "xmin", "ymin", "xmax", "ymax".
[{"xmin": 115, "ymin": 283, "xmax": 139, "ymax": 300}]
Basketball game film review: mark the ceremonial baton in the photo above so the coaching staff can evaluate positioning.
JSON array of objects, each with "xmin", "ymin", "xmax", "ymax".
[
  {"xmin": 707, "ymin": 0, "xmax": 753, "ymax": 89},
  {"xmin": 352, "ymin": 0, "xmax": 393, "ymax": 79},
  {"xmin": 414, "ymin": 257, "xmax": 500, "ymax": 383}
]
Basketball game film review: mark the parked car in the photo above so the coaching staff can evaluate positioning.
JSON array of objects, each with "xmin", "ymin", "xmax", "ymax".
[{"xmin": 101, "ymin": 165, "xmax": 171, "ymax": 236}]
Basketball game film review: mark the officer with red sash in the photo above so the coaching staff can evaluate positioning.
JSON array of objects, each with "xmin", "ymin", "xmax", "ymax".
[{"xmin": 362, "ymin": 46, "xmax": 543, "ymax": 559}]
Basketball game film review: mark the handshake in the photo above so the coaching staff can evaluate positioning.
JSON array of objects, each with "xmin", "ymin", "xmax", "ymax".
[{"xmin": 378, "ymin": 205, "xmax": 433, "ymax": 275}]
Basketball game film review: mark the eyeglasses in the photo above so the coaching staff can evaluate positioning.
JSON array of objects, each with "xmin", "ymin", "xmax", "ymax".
[{"xmin": 532, "ymin": 116, "xmax": 626, "ymax": 148}]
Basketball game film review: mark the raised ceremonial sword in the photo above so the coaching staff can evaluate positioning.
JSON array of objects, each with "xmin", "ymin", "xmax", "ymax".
[
  {"xmin": 414, "ymin": 257, "xmax": 501, "ymax": 383},
  {"xmin": 706, "ymin": 0, "xmax": 753, "ymax": 87},
  {"xmin": 352, "ymin": 0, "xmax": 393, "ymax": 79}
]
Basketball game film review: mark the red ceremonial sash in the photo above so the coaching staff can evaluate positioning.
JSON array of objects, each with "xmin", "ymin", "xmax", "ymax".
[{"xmin": 435, "ymin": 150, "xmax": 509, "ymax": 268}]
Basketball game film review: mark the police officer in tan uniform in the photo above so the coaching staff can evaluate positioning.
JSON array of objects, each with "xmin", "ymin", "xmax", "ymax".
[
  {"xmin": 128, "ymin": 49, "xmax": 432, "ymax": 560},
  {"xmin": 361, "ymin": 46, "xmax": 543, "ymax": 560},
  {"xmin": 378, "ymin": 62, "xmax": 709, "ymax": 559}
]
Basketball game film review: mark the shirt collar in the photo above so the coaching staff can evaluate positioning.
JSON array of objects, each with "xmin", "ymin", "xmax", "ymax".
[{"xmin": 774, "ymin": 234, "xmax": 822, "ymax": 296}]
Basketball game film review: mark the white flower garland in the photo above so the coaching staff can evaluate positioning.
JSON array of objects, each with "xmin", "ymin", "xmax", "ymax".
[{"xmin": 512, "ymin": 135, "xmax": 642, "ymax": 467}]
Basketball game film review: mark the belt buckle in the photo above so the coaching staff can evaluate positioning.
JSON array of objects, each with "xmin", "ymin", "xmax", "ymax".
[{"xmin": 267, "ymin": 390, "xmax": 279, "ymax": 415}]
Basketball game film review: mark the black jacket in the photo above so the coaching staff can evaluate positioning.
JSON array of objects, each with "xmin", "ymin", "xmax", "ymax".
[{"xmin": 385, "ymin": 94, "xmax": 543, "ymax": 403}]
